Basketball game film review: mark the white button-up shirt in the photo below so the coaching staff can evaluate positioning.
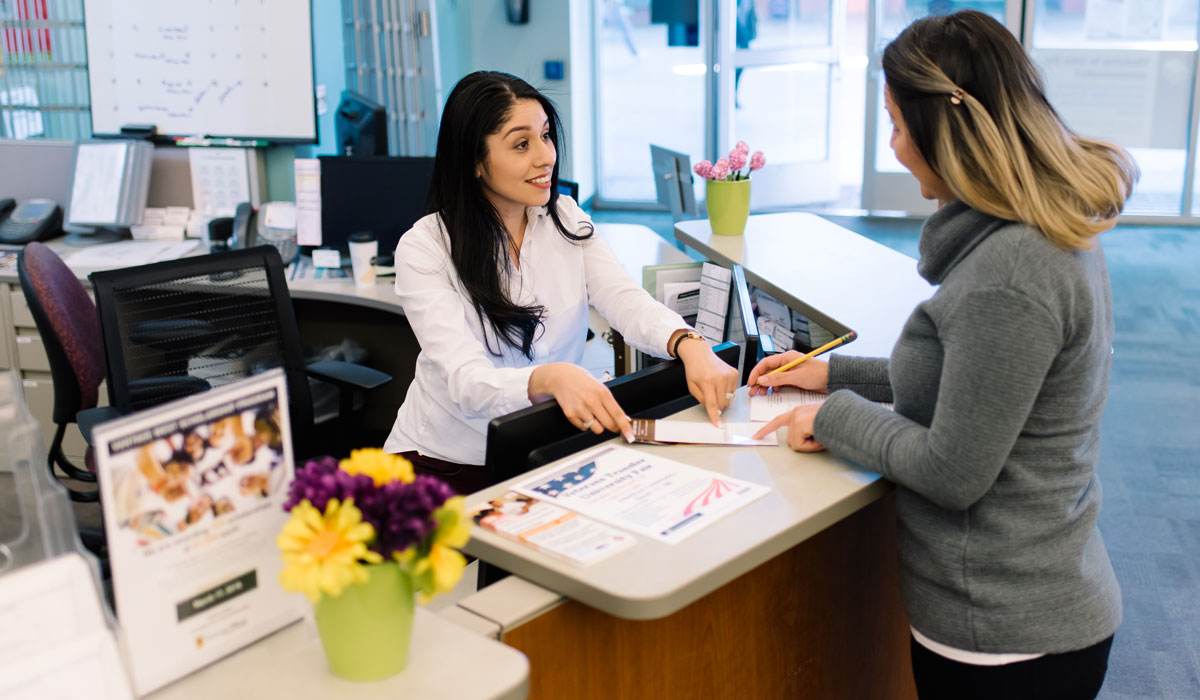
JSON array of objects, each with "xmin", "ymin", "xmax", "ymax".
[{"xmin": 383, "ymin": 197, "xmax": 687, "ymax": 465}]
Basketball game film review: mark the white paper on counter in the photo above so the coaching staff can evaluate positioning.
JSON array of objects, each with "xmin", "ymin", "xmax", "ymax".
[
  {"xmin": 514, "ymin": 444, "xmax": 770, "ymax": 544},
  {"xmin": 636, "ymin": 419, "xmax": 778, "ymax": 446}
]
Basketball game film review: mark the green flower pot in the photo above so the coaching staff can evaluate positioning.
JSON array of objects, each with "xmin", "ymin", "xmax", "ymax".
[
  {"xmin": 313, "ymin": 561, "xmax": 414, "ymax": 681},
  {"xmin": 705, "ymin": 178, "xmax": 752, "ymax": 236}
]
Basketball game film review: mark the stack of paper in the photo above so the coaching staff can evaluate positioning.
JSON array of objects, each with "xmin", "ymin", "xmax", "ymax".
[
  {"xmin": 131, "ymin": 206, "xmax": 191, "ymax": 241},
  {"xmin": 66, "ymin": 140, "xmax": 154, "ymax": 229}
]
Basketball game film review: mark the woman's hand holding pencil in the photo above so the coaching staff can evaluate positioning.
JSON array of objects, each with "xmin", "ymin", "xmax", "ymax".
[{"xmin": 747, "ymin": 331, "xmax": 854, "ymax": 396}]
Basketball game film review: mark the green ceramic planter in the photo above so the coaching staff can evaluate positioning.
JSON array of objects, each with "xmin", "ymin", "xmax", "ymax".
[
  {"xmin": 705, "ymin": 178, "xmax": 751, "ymax": 236},
  {"xmin": 313, "ymin": 561, "xmax": 414, "ymax": 681}
]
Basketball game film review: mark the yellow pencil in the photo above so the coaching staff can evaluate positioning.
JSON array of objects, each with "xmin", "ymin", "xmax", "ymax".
[{"xmin": 767, "ymin": 331, "xmax": 857, "ymax": 375}]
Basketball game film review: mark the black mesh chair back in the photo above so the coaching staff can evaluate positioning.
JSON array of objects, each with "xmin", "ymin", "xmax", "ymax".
[
  {"xmin": 89, "ymin": 246, "xmax": 315, "ymax": 449},
  {"xmin": 484, "ymin": 341, "xmax": 741, "ymax": 486}
]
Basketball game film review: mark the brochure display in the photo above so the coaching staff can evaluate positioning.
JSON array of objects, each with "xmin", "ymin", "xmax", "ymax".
[
  {"xmin": 513, "ymin": 444, "xmax": 769, "ymax": 544},
  {"xmin": 0, "ymin": 556, "xmax": 135, "ymax": 699},
  {"xmin": 92, "ymin": 370, "xmax": 306, "ymax": 695},
  {"xmin": 0, "ymin": 370, "xmax": 134, "ymax": 699}
]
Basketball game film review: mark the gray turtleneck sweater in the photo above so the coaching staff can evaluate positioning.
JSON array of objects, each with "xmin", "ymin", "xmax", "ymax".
[{"xmin": 813, "ymin": 200, "xmax": 1121, "ymax": 654}]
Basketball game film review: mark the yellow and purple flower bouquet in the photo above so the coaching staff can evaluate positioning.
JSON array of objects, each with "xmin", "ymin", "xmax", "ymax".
[{"xmin": 276, "ymin": 449, "xmax": 469, "ymax": 605}]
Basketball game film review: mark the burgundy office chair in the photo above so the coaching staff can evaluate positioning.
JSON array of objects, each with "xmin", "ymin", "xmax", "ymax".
[{"xmin": 17, "ymin": 242, "xmax": 108, "ymax": 503}]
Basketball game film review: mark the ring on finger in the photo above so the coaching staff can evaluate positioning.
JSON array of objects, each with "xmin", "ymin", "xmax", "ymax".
[
  {"xmin": 724, "ymin": 392, "xmax": 736, "ymax": 400},
  {"xmin": 580, "ymin": 419, "xmax": 594, "ymax": 431}
]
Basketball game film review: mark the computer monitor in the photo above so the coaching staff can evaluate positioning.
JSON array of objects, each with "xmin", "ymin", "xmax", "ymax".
[
  {"xmin": 317, "ymin": 155, "xmax": 435, "ymax": 257},
  {"xmin": 729, "ymin": 264, "xmax": 773, "ymax": 385},
  {"xmin": 649, "ymin": 144, "xmax": 698, "ymax": 221},
  {"xmin": 335, "ymin": 91, "xmax": 389, "ymax": 157},
  {"xmin": 484, "ymin": 341, "xmax": 741, "ymax": 486}
]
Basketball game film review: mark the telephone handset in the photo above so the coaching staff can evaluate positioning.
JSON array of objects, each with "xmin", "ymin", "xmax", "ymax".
[
  {"xmin": 0, "ymin": 198, "xmax": 64, "ymax": 244},
  {"xmin": 208, "ymin": 202, "xmax": 258, "ymax": 253},
  {"xmin": 233, "ymin": 201, "xmax": 258, "ymax": 249}
]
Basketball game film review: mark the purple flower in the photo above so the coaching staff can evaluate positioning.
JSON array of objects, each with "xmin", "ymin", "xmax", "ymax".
[{"xmin": 283, "ymin": 458, "xmax": 456, "ymax": 558}]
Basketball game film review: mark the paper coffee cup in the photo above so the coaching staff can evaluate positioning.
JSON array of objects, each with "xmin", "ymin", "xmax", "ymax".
[{"xmin": 348, "ymin": 232, "xmax": 378, "ymax": 288}]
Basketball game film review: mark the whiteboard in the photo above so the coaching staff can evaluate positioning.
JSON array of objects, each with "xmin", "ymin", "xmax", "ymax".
[{"xmin": 83, "ymin": 0, "xmax": 317, "ymax": 142}]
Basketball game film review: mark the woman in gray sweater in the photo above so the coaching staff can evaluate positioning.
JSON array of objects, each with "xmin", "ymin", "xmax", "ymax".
[{"xmin": 750, "ymin": 10, "xmax": 1137, "ymax": 700}]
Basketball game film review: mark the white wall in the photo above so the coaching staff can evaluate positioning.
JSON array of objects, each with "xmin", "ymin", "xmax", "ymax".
[{"xmin": 465, "ymin": 0, "xmax": 595, "ymax": 203}]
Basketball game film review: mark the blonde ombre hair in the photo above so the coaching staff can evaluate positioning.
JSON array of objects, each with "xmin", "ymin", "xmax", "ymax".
[{"xmin": 882, "ymin": 10, "xmax": 1138, "ymax": 250}]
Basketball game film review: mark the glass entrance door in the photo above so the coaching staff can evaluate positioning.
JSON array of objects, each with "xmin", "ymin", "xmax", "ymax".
[
  {"xmin": 726, "ymin": 0, "xmax": 847, "ymax": 209},
  {"xmin": 594, "ymin": 1, "xmax": 848, "ymax": 210},
  {"xmin": 1027, "ymin": 0, "xmax": 1200, "ymax": 216},
  {"xmin": 860, "ymin": 0, "xmax": 1021, "ymax": 213}
]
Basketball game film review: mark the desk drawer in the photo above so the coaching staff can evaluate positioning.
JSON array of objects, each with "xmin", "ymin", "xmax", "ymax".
[
  {"xmin": 10, "ymin": 289, "xmax": 95, "ymax": 329},
  {"xmin": 10, "ymin": 290, "xmax": 36, "ymax": 328},
  {"xmin": 0, "ymin": 284, "xmax": 10, "ymax": 370},
  {"xmin": 20, "ymin": 372, "xmax": 105, "ymax": 461},
  {"xmin": 15, "ymin": 329, "xmax": 50, "ymax": 372}
]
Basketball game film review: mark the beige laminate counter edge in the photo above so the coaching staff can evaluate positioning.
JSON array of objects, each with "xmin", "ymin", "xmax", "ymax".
[{"xmin": 463, "ymin": 392, "xmax": 893, "ymax": 621}]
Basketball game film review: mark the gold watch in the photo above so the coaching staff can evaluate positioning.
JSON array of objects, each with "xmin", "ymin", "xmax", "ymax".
[{"xmin": 671, "ymin": 330, "xmax": 705, "ymax": 359}]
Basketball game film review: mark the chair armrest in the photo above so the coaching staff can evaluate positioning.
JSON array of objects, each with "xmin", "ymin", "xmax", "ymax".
[
  {"xmin": 77, "ymin": 406, "xmax": 123, "ymax": 445},
  {"xmin": 305, "ymin": 360, "xmax": 391, "ymax": 391}
]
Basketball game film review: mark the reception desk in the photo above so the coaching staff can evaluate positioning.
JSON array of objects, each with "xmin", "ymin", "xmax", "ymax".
[
  {"xmin": 458, "ymin": 215, "xmax": 934, "ymax": 699},
  {"xmin": 0, "ymin": 223, "xmax": 682, "ymax": 462}
]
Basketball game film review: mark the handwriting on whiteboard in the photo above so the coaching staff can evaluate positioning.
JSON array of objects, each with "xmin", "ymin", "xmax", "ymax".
[{"xmin": 84, "ymin": 0, "xmax": 315, "ymax": 140}]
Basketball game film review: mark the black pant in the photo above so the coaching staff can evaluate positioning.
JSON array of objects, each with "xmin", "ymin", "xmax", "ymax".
[
  {"xmin": 398, "ymin": 450, "xmax": 490, "ymax": 495},
  {"xmin": 910, "ymin": 634, "xmax": 1114, "ymax": 700}
]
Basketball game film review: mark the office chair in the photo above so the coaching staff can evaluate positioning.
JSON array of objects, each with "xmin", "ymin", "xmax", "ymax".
[
  {"xmin": 17, "ymin": 243, "xmax": 112, "ymax": 562},
  {"xmin": 484, "ymin": 341, "xmax": 742, "ymax": 487},
  {"xmin": 89, "ymin": 245, "xmax": 391, "ymax": 459},
  {"xmin": 17, "ymin": 243, "xmax": 110, "ymax": 502}
]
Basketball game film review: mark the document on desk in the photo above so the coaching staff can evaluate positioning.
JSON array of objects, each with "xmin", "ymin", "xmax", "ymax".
[
  {"xmin": 288, "ymin": 254, "xmax": 348, "ymax": 280},
  {"xmin": 65, "ymin": 239, "xmax": 199, "ymax": 270},
  {"xmin": 471, "ymin": 491, "xmax": 635, "ymax": 566},
  {"xmin": 749, "ymin": 387, "xmax": 892, "ymax": 423},
  {"xmin": 631, "ymin": 418, "xmax": 777, "ymax": 446},
  {"xmin": 91, "ymin": 371, "xmax": 304, "ymax": 696},
  {"xmin": 0, "ymin": 554, "xmax": 134, "ymax": 699},
  {"xmin": 513, "ymin": 444, "xmax": 770, "ymax": 544}
]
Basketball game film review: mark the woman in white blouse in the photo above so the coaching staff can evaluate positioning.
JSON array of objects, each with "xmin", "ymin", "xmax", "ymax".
[{"xmin": 383, "ymin": 71, "xmax": 738, "ymax": 493}]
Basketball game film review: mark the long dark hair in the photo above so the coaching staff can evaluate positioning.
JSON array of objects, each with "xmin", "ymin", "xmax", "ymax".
[
  {"xmin": 882, "ymin": 10, "xmax": 1136, "ymax": 249},
  {"xmin": 425, "ymin": 71, "xmax": 591, "ymax": 359}
]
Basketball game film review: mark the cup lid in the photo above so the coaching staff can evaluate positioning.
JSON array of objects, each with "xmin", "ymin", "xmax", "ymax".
[{"xmin": 348, "ymin": 231, "xmax": 376, "ymax": 243}]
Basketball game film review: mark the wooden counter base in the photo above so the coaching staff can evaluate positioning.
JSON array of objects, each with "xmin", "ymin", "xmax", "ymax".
[{"xmin": 502, "ymin": 493, "xmax": 916, "ymax": 700}]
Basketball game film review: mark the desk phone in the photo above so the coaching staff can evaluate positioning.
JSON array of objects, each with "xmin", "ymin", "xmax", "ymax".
[{"xmin": 0, "ymin": 198, "xmax": 63, "ymax": 244}]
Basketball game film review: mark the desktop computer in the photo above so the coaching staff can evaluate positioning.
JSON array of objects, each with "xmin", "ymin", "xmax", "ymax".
[{"xmin": 317, "ymin": 155, "xmax": 435, "ymax": 258}]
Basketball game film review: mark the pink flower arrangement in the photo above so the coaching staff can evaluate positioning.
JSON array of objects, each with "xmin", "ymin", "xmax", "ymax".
[{"xmin": 694, "ymin": 141, "xmax": 765, "ymax": 182}]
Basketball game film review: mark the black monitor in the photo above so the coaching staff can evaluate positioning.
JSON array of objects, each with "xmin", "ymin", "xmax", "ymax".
[
  {"xmin": 335, "ymin": 91, "xmax": 389, "ymax": 157},
  {"xmin": 484, "ymin": 341, "xmax": 741, "ymax": 486},
  {"xmin": 317, "ymin": 155, "xmax": 435, "ymax": 257},
  {"xmin": 729, "ymin": 263, "xmax": 774, "ymax": 385}
]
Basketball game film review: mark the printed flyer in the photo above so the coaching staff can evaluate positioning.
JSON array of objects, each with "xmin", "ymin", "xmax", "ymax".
[
  {"xmin": 471, "ymin": 491, "xmax": 634, "ymax": 566},
  {"xmin": 513, "ymin": 444, "xmax": 770, "ymax": 544},
  {"xmin": 93, "ymin": 370, "xmax": 305, "ymax": 695}
]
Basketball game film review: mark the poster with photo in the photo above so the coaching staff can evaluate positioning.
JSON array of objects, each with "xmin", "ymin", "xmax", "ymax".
[{"xmin": 93, "ymin": 370, "xmax": 305, "ymax": 696}]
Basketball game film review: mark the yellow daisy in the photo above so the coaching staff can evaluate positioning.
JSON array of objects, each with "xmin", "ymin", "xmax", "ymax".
[
  {"xmin": 339, "ymin": 448, "xmax": 414, "ymax": 486},
  {"xmin": 433, "ymin": 496, "xmax": 471, "ymax": 549},
  {"xmin": 277, "ymin": 498, "xmax": 382, "ymax": 602},
  {"xmin": 413, "ymin": 543, "xmax": 467, "ymax": 604}
]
